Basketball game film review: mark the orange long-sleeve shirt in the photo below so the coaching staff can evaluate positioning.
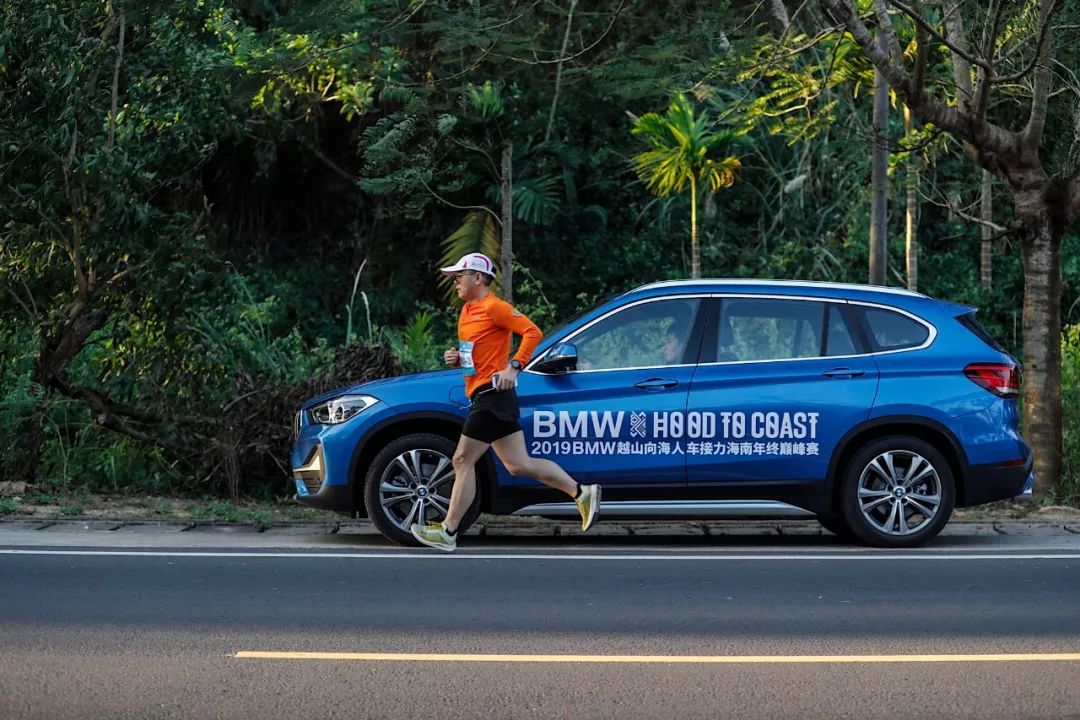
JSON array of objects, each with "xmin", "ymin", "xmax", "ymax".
[{"xmin": 457, "ymin": 293, "xmax": 542, "ymax": 398}]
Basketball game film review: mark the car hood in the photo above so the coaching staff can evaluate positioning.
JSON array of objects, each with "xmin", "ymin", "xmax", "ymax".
[{"xmin": 300, "ymin": 369, "xmax": 463, "ymax": 410}]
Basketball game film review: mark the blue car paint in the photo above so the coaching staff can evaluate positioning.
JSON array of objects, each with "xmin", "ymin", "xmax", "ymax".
[
  {"xmin": 292, "ymin": 280, "xmax": 1030, "ymax": 512},
  {"xmin": 685, "ymin": 353, "xmax": 879, "ymax": 486}
]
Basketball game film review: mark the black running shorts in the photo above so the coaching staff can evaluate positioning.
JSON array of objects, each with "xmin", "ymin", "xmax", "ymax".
[{"xmin": 462, "ymin": 383, "xmax": 522, "ymax": 444}]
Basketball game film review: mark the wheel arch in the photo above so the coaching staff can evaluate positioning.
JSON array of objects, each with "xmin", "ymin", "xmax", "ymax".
[
  {"xmin": 826, "ymin": 415, "xmax": 969, "ymax": 514},
  {"xmin": 348, "ymin": 411, "xmax": 498, "ymax": 516}
]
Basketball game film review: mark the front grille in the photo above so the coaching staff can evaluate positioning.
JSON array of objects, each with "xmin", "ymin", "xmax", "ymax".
[{"xmin": 293, "ymin": 410, "xmax": 301, "ymax": 438}]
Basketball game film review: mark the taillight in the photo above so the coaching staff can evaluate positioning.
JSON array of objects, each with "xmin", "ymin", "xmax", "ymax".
[{"xmin": 964, "ymin": 363, "xmax": 1020, "ymax": 397}]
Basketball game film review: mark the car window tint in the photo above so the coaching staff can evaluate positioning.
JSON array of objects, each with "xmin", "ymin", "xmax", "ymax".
[
  {"xmin": 825, "ymin": 305, "xmax": 858, "ymax": 356},
  {"xmin": 862, "ymin": 308, "xmax": 929, "ymax": 351},
  {"xmin": 572, "ymin": 298, "xmax": 699, "ymax": 370},
  {"xmin": 718, "ymin": 299, "xmax": 824, "ymax": 362},
  {"xmin": 956, "ymin": 312, "xmax": 1006, "ymax": 353}
]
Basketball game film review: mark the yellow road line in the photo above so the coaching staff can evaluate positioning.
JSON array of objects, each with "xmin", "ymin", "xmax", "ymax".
[{"xmin": 234, "ymin": 651, "xmax": 1080, "ymax": 664}]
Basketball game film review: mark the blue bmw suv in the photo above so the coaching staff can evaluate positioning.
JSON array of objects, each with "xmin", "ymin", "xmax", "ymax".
[{"xmin": 291, "ymin": 280, "xmax": 1033, "ymax": 548}]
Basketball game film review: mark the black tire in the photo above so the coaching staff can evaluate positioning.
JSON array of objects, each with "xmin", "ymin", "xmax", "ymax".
[
  {"xmin": 840, "ymin": 435, "xmax": 955, "ymax": 548},
  {"xmin": 816, "ymin": 514, "xmax": 855, "ymax": 539},
  {"xmin": 363, "ymin": 433, "xmax": 482, "ymax": 546}
]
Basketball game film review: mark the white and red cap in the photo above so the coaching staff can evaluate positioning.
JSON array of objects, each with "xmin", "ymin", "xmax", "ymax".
[{"xmin": 439, "ymin": 252, "xmax": 496, "ymax": 278}]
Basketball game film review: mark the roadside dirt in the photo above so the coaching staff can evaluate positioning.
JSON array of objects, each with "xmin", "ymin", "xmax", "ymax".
[{"xmin": 1, "ymin": 481, "xmax": 1077, "ymax": 524}]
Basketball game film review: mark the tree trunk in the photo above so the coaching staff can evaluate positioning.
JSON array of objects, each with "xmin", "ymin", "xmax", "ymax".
[
  {"xmin": 904, "ymin": 106, "xmax": 918, "ymax": 292},
  {"xmin": 869, "ymin": 33, "xmax": 889, "ymax": 286},
  {"xmin": 690, "ymin": 175, "xmax": 700, "ymax": 279},
  {"xmin": 19, "ymin": 307, "xmax": 109, "ymax": 480},
  {"xmin": 1019, "ymin": 212, "xmax": 1063, "ymax": 495},
  {"xmin": 980, "ymin": 170, "xmax": 993, "ymax": 292},
  {"xmin": 500, "ymin": 140, "xmax": 513, "ymax": 303}
]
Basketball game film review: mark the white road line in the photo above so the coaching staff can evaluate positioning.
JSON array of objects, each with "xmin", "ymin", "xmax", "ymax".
[
  {"xmin": 234, "ymin": 651, "xmax": 1080, "ymax": 664},
  {"xmin": 0, "ymin": 549, "xmax": 1078, "ymax": 561}
]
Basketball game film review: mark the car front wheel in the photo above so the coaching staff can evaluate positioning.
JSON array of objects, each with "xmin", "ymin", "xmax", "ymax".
[
  {"xmin": 840, "ymin": 435, "xmax": 955, "ymax": 548},
  {"xmin": 363, "ymin": 433, "xmax": 481, "ymax": 546}
]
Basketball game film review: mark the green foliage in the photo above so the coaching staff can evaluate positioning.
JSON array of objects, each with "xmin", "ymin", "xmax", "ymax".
[
  {"xmin": 2, "ymin": 0, "xmax": 1078, "ymax": 503},
  {"xmin": 186, "ymin": 499, "xmax": 274, "ymax": 530},
  {"xmin": 0, "ymin": 500, "xmax": 18, "ymax": 515},
  {"xmin": 511, "ymin": 263, "xmax": 559, "ymax": 333},
  {"xmin": 466, "ymin": 81, "xmax": 504, "ymax": 119},
  {"xmin": 1062, "ymin": 325, "xmax": 1080, "ymax": 503},
  {"xmin": 0, "ymin": 324, "xmax": 42, "ymax": 479},
  {"xmin": 188, "ymin": 272, "xmax": 334, "ymax": 388},
  {"xmin": 382, "ymin": 311, "xmax": 446, "ymax": 373},
  {"xmin": 438, "ymin": 210, "xmax": 501, "ymax": 299},
  {"xmin": 631, "ymin": 95, "xmax": 742, "ymax": 197}
]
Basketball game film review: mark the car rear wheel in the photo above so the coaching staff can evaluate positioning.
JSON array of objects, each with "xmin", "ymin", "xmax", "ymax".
[
  {"xmin": 363, "ymin": 433, "xmax": 481, "ymax": 547},
  {"xmin": 840, "ymin": 435, "xmax": 955, "ymax": 548}
]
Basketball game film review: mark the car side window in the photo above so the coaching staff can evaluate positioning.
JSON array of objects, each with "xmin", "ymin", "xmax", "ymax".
[
  {"xmin": 717, "ymin": 298, "xmax": 825, "ymax": 362},
  {"xmin": 571, "ymin": 298, "xmax": 700, "ymax": 371},
  {"xmin": 825, "ymin": 305, "xmax": 858, "ymax": 356},
  {"xmin": 861, "ymin": 307, "xmax": 929, "ymax": 351}
]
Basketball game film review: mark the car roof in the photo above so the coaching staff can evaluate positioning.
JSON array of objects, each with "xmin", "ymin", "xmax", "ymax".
[{"xmin": 623, "ymin": 279, "xmax": 931, "ymax": 304}]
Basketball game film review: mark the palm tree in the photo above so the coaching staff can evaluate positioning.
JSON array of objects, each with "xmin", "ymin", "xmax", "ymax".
[{"xmin": 631, "ymin": 94, "xmax": 741, "ymax": 278}]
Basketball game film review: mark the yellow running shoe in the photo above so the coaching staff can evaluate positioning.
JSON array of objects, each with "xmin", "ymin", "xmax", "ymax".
[
  {"xmin": 576, "ymin": 484, "xmax": 601, "ymax": 531},
  {"xmin": 410, "ymin": 522, "xmax": 457, "ymax": 552}
]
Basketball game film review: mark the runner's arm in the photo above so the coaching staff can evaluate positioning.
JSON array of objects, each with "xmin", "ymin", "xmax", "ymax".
[{"xmin": 489, "ymin": 300, "xmax": 543, "ymax": 365}]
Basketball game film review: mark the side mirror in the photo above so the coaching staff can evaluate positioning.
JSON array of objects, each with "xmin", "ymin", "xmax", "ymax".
[{"xmin": 534, "ymin": 342, "xmax": 578, "ymax": 374}]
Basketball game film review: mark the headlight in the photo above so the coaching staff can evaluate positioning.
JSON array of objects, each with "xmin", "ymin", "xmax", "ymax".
[{"xmin": 308, "ymin": 395, "xmax": 379, "ymax": 425}]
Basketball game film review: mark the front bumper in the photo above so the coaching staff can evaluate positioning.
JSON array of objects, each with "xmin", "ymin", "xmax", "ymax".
[
  {"xmin": 293, "ymin": 442, "xmax": 353, "ymax": 515},
  {"xmin": 294, "ymin": 478, "xmax": 353, "ymax": 514}
]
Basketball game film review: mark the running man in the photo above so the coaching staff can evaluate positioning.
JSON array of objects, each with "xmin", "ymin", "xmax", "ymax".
[{"xmin": 410, "ymin": 252, "xmax": 601, "ymax": 551}]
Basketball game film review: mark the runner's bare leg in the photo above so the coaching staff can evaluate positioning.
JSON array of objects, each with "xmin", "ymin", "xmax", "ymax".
[
  {"xmin": 443, "ymin": 434, "xmax": 491, "ymax": 533},
  {"xmin": 491, "ymin": 431, "xmax": 578, "ymax": 496}
]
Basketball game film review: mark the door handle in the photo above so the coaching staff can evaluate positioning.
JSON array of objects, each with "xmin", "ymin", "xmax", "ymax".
[
  {"xmin": 822, "ymin": 367, "xmax": 865, "ymax": 378},
  {"xmin": 634, "ymin": 378, "xmax": 679, "ymax": 390}
]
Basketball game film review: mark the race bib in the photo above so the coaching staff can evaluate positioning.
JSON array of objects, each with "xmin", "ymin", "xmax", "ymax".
[{"xmin": 459, "ymin": 340, "xmax": 475, "ymax": 376}]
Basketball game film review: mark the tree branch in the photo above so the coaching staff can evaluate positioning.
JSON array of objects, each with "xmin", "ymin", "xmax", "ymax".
[
  {"xmin": 1069, "ymin": 180, "xmax": 1080, "ymax": 226},
  {"xmin": 927, "ymin": 189, "xmax": 1006, "ymax": 232},
  {"xmin": 415, "ymin": 176, "xmax": 502, "ymax": 228},
  {"xmin": 448, "ymin": 137, "xmax": 500, "ymax": 181},
  {"xmin": 1024, "ymin": 0, "xmax": 1058, "ymax": 144},
  {"xmin": 107, "ymin": 11, "xmax": 124, "ymax": 154},
  {"xmin": 53, "ymin": 380, "xmax": 182, "ymax": 451},
  {"xmin": 298, "ymin": 138, "xmax": 356, "ymax": 183},
  {"xmin": 1066, "ymin": 94, "xmax": 1080, "ymax": 181},
  {"xmin": 821, "ymin": 0, "xmax": 1017, "ymax": 161},
  {"xmin": 970, "ymin": 0, "xmax": 1004, "ymax": 121},
  {"xmin": 503, "ymin": 1, "xmax": 626, "ymax": 65},
  {"xmin": 994, "ymin": 0, "xmax": 1061, "ymax": 84},
  {"xmin": 544, "ymin": 0, "xmax": 578, "ymax": 144},
  {"xmin": 885, "ymin": 0, "xmax": 994, "ymax": 73},
  {"xmin": 909, "ymin": 1, "xmax": 930, "ymax": 105},
  {"xmin": 946, "ymin": 3, "xmax": 980, "ymax": 115},
  {"xmin": 873, "ymin": 0, "xmax": 903, "ymax": 61},
  {"xmin": 5, "ymin": 286, "xmax": 34, "ymax": 321}
]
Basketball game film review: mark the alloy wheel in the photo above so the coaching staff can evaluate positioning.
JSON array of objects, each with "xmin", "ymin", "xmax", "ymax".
[
  {"xmin": 857, "ymin": 450, "xmax": 942, "ymax": 536},
  {"xmin": 377, "ymin": 448, "xmax": 456, "ymax": 530}
]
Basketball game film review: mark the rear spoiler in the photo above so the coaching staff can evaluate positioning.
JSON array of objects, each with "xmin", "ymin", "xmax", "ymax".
[
  {"xmin": 939, "ymin": 300, "xmax": 1018, "ymax": 363},
  {"xmin": 937, "ymin": 300, "xmax": 978, "ymax": 317}
]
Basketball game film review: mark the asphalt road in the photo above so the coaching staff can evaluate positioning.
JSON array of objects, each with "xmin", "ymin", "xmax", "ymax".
[{"xmin": 2, "ymin": 533, "xmax": 1079, "ymax": 719}]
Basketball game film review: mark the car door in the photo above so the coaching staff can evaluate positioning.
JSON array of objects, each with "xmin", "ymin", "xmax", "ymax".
[
  {"xmin": 515, "ymin": 296, "xmax": 706, "ymax": 487},
  {"xmin": 686, "ymin": 296, "xmax": 879, "ymax": 489}
]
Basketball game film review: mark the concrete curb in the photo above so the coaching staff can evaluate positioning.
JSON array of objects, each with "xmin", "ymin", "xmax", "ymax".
[{"xmin": 3, "ymin": 516, "xmax": 1078, "ymax": 537}]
